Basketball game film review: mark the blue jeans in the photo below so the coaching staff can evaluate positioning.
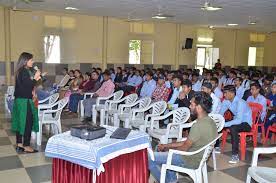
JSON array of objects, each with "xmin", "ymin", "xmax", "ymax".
[
  {"xmin": 148, "ymin": 152, "xmax": 185, "ymax": 183},
  {"xmin": 69, "ymin": 93, "xmax": 84, "ymax": 113}
]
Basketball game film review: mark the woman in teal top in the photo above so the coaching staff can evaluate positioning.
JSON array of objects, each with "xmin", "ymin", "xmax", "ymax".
[{"xmin": 12, "ymin": 52, "xmax": 41, "ymax": 153}]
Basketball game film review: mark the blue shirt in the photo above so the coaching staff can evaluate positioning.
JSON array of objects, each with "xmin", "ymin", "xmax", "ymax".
[
  {"xmin": 192, "ymin": 80, "xmax": 202, "ymax": 92},
  {"xmin": 247, "ymin": 94, "xmax": 267, "ymax": 121},
  {"xmin": 268, "ymin": 93, "xmax": 276, "ymax": 107},
  {"xmin": 214, "ymin": 87, "xmax": 223, "ymax": 99},
  {"xmin": 140, "ymin": 79, "xmax": 156, "ymax": 98},
  {"xmin": 168, "ymin": 87, "xmax": 182, "ymax": 105},
  {"xmin": 127, "ymin": 75, "xmax": 142, "ymax": 87},
  {"xmin": 220, "ymin": 96, "xmax": 252, "ymax": 127},
  {"xmin": 236, "ymin": 86, "xmax": 245, "ymax": 99}
]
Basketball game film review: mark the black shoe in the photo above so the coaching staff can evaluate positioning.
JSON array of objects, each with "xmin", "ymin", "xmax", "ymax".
[
  {"xmin": 16, "ymin": 146, "xmax": 25, "ymax": 152},
  {"xmin": 82, "ymin": 117, "xmax": 92, "ymax": 123}
]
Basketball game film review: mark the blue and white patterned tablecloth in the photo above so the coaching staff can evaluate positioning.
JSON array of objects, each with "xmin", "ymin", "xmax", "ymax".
[{"xmin": 45, "ymin": 125, "xmax": 154, "ymax": 175}]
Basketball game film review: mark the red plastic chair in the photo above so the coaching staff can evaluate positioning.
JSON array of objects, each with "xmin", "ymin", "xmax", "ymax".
[
  {"xmin": 265, "ymin": 125, "xmax": 276, "ymax": 144},
  {"xmin": 221, "ymin": 102, "xmax": 263, "ymax": 161}
]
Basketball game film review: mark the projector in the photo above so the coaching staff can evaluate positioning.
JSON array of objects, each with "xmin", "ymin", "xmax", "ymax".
[{"xmin": 70, "ymin": 125, "xmax": 106, "ymax": 140}]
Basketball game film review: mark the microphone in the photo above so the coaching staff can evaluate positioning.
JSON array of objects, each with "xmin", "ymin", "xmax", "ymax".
[{"xmin": 33, "ymin": 65, "xmax": 46, "ymax": 80}]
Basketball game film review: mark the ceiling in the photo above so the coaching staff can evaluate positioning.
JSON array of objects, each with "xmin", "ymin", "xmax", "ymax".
[{"xmin": 1, "ymin": 0, "xmax": 276, "ymax": 32}]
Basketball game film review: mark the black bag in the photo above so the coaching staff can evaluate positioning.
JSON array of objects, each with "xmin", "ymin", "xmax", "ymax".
[{"xmin": 224, "ymin": 109, "xmax": 234, "ymax": 122}]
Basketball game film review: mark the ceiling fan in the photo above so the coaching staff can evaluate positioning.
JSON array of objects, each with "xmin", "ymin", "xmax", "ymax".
[
  {"xmin": 180, "ymin": 0, "xmax": 222, "ymax": 11},
  {"xmin": 152, "ymin": 5, "xmax": 175, "ymax": 20},
  {"xmin": 9, "ymin": 0, "xmax": 44, "ymax": 12},
  {"xmin": 20, "ymin": 0, "xmax": 45, "ymax": 3}
]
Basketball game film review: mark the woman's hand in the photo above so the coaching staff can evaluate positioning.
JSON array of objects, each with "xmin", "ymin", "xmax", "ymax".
[{"xmin": 34, "ymin": 70, "xmax": 41, "ymax": 81}]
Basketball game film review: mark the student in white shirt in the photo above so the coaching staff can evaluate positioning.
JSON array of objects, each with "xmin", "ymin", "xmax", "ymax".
[
  {"xmin": 210, "ymin": 77, "xmax": 223, "ymax": 99},
  {"xmin": 241, "ymin": 71, "xmax": 250, "ymax": 90},
  {"xmin": 234, "ymin": 77, "xmax": 245, "ymax": 99},
  {"xmin": 192, "ymin": 73, "xmax": 202, "ymax": 92},
  {"xmin": 224, "ymin": 70, "xmax": 237, "ymax": 86},
  {"xmin": 201, "ymin": 82, "xmax": 221, "ymax": 114}
]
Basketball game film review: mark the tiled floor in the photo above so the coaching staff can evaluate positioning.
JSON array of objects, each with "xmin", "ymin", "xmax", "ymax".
[{"xmin": 0, "ymin": 93, "xmax": 275, "ymax": 183}]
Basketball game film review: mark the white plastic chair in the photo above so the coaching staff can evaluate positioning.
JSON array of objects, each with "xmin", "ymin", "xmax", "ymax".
[
  {"xmin": 92, "ymin": 90, "xmax": 124, "ymax": 124},
  {"xmin": 38, "ymin": 93, "xmax": 59, "ymax": 105},
  {"xmin": 4, "ymin": 86, "xmax": 15, "ymax": 113},
  {"xmin": 105, "ymin": 93, "xmax": 138, "ymax": 127},
  {"xmin": 57, "ymin": 74, "xmax": 70, "ymax": 88},
  {"xmin": 79, "ymin": 92, "xmax": 94, "ymax": 117},
  {"xmin": 130, "ymin": 101, "xmax": 167, "ymax": 131},
  {"xmin": 147, "ymin": 107, "xmax": 190, "ymax": 144},
  {"xmin": 116, "ymin": 97, "xmax": 152, "ymax": 128},
  {"xmin": 160, "ymin": 134, "xmax": 222, "ymax": 183},
  {"xmin": 36, "ymin": 98, "xmax": 69, "ymax": 146},
  {"xmin": 208, "ymin": 113, "xmax": 225, "ymax": 171},
  {"xmin": 246, "ymin": 146, "xmax": 276, "ymax": 183}
]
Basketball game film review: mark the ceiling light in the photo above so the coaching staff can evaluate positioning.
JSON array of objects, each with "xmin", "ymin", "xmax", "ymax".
[
  {"xmin": 227, "ymin": 23, "xmax": 238, "ymax": 26},
  {"xmin": 152, "ymin": 15, "xmax": 167, "ymax": 19},
  {"xmin": 65, "ymin": 7, "xmax": 79, "ymax": 11},
  {"xmin": 201, "ymin": 6, "xmax": 222, "ymax": 11},
  {"xmin": 198, "ymin": 37, "xmax": 213, "ymax": 42},
  {"xmin": 248, "ymin": 22, "xmax": 257, "ymax": 25}
]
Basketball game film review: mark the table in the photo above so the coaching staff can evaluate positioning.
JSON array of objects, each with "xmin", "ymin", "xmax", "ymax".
[{"xmin": 45, "ymin": 126, "xmax": 154, "ymax": 183}]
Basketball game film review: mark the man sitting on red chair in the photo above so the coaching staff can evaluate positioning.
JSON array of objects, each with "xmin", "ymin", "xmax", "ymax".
[{"xmin": 219, "ymin": 85, "xmax": 252, "ymax": 164}]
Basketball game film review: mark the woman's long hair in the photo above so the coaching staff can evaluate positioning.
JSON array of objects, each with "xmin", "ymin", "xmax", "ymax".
[{"xmin": 15, "ymin": 52, "xmax": 33, "ymax": 79}]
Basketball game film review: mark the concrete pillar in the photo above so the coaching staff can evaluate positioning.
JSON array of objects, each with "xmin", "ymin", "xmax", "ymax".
[
  {"xmin": 174, "ymin": 24, "xmax": 181, "ymax": 70},
  {"xmin": 4, "ymin": 8, "xmax": 11, "ymax": 85},
  {"xmin": 102, "ymin": 16, "xmax": 108, "ymax": 70}
]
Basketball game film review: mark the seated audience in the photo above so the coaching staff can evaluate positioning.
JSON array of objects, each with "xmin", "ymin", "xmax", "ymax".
[
  {"xmin": 191, "ymin": 73, "xmax": 202, "ymax": 92},
  {"xmin": 241, "ymin": 71, "xmax": 250, "ymax": 90},
  {"xmin": 219, "ymin": 85, "xmax": 252, "ymax": 164},
  {"xmin": 82, "ymin": 71, "xmax": 115, "ymax": 122},
  {"xmin": 67, "ymin": 71, "xmax": 101, "ymax": 115},
  {"xmin": 114, "ymin": 67, "xmax": 123, "ymax": 84},
  {"xmin": 224, "ymin": 70, "xmax": 236, "ymax": 86},
  {"xmin": 210, "ymin": 77, "xmax": 223, "ymax": 99},
  {"xmin": 265, "ymin": 82, "xmax": 276, "ymax": 133},
  {"xmin": 139, "ymin": 71, "xmax": 156, "ymax": 98},
  {"xmin": 247, "ymin": 82, "xmax": 267, "ymax": 122},
  {"xmin": 152, "ymin": 74, "xmax": 171, "ymax": 102},
  {"xmin": 176, "ymin": 79, "xmax": 195, "ymax": 108},
  {"xmin": 234, "ymin": 77, "xmax": 245, "ymax": 99},
  {"xmin": 201, "ymin": 82, "xmax": 221, "ymax": 114},
  {"xmin": 149, "ymin": 92, "xmax": 218, "ymax": 183},
  {"xmin": 167, "ymin": 75, "xmax": 183, "ymax": 109}
]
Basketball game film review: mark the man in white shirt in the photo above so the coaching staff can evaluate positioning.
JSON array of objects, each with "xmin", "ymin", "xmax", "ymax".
[
  {"xmin": 139, "ymin": 71, "xmax": 156, "ymax": 98},
  {"xmin": 234, "ymin": 77, "xmax": 246, "ymax": 99},
  {"xmin": 224, "ymin": 70, "xmax": 237, "ymax": 86},
  {"xmin": 241, "ymin": 71, "xmax": 250, "ymax": 90},
  {"xmin": 210, "ymin": 77, "xmax": 223, "ymax": 99},
  {"xmin": 201, "ymin": 82, "xmax": 221, "ymax": 114},
  {"xmin": 192, "ymin": 73, "xmax": 202, "ymax": 92}
]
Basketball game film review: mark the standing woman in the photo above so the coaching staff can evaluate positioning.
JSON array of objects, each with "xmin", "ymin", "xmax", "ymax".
[{"xmin": 12, "ymin": 52, "xmax": 41, "ymax": 153}]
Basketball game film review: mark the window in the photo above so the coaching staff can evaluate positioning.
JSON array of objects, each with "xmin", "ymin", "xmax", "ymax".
[
  {"xmin": 248, "ymin": 47, "xmax": 264, "ymax": 66},
  {"xmin": 129, "ymin": 40, "xmax": 141, "ymax": 64},
  {"xmin": 196, "ymin": 45, "xmax": 219, "ymax": 73},
  {"xmin": 248, "ymin": 47, "xmax": 257, "ymax": 66},
  {"xmin": 44, "ymin": 35, "xmax": 61, "ymax": 63}
]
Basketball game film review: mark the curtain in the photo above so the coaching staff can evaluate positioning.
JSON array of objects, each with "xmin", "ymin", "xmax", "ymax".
[{"xmin": 52, "ymin": 149, "xmax": 149, "ymax": 183}]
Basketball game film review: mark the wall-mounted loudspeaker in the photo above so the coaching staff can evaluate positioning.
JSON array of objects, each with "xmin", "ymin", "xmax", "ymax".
[{"xmin": 182, "ymin": 38, "xmax": 193, "ymax": 50}]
